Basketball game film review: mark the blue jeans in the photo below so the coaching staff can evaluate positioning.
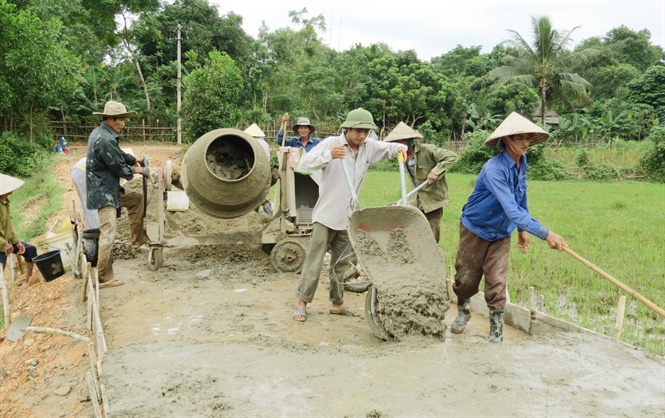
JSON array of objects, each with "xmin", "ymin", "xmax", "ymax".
[{"xmin": 0, "ymin": 241, "xmax": 38, "ymax": 267}]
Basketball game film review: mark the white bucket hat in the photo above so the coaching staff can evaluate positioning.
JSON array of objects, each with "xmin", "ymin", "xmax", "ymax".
[
  {"xmin": 485, "ymin": 112, "xmax": 549, "ymax": 149},
  {"xmin": 92, "ymin": 101, "xmax": 137, "ymax": 118},
  {"xmin": 0, "ymin": 173, "xmax": 25, "ymax": 195},
  {"xmin": 244, "ymin": 123, "xmax": 266, "ymax": 138},
  {"xmin": 384, "ymin": 122, "xmax": 423, "ymax": 142}
]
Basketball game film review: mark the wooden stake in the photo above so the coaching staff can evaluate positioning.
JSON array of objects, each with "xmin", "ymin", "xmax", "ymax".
[
  {"xmin": 613, "ymin": 295, "xmax": 627, "ymax": 340},
  {"xmin": 529, "ymin": 286, "xmax": 536, "ymax": 317}
]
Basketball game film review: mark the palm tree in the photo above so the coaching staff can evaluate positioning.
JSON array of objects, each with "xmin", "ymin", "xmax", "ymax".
[{"xmin": 489, "ymin": 16, "xmax": 599, "ymax": 124}]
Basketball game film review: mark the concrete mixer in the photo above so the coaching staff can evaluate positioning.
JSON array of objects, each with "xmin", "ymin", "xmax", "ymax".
[{"xmin": 146, "ymin": 128, "xmax": 318, "ymax": 273}]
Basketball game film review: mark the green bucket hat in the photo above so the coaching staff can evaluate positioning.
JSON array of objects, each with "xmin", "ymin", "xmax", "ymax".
[{"xmin": 340, "ymin": 108, "xmax": 378, "ymax": 130}]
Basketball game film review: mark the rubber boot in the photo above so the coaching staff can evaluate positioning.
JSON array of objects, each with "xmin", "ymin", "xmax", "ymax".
[
  {"xmin": 489, "ymin": 310, "xmax": 504, "ymax": 343},
  {"xmin": 451, "ymin": 297, "xmax": 471, "ymax": 334}
]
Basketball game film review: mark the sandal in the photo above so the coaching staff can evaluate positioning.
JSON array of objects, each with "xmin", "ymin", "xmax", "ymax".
[
  {"xmin": 329, "ymin": 307, "xmax": 359, "ymax": 317},
  {"xmin": 99, "ymin": 279, "xmax": 125, "ymax": 288},
  {"xmin": 293, "ymin": 309, "xmax": 307, "ymax": 322}
]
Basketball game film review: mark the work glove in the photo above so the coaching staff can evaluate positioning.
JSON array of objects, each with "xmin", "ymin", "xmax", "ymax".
[{"xmin": 142, "ymin": 166, "xmax": 150, "ymax": 178}]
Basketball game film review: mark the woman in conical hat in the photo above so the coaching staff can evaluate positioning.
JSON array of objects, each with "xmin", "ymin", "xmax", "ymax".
[
  {"xmin": 384, "ymin": 122, "xmax": 458, "ymax": 243},
  {"xmin": 450, "ymin": 112, "xmax": 567, "ymax": 344},
  {"xmin": 0, "ymin": 173, "xmax": 41, "ymax": 285}
]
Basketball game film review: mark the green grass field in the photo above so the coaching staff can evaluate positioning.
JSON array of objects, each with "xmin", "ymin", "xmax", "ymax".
[{"xmin": 359, "ymin": 171, "xmax": 665, "ymax": 355}]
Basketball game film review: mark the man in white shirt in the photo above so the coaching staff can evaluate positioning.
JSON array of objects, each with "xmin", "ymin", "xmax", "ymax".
[{"xmin": 292, "ymin": 108, "xmax": 407, "ymax": 322}]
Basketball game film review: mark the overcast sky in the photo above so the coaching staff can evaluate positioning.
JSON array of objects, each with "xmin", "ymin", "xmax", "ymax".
[{"xmin": 209, "ymin": 0, "xmax": 665, "ymax": 61}]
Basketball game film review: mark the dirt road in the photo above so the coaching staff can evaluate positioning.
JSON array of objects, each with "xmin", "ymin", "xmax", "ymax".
[{"xmin": 1, "ymin": 143, "xmax": 664, "ymax": 417}]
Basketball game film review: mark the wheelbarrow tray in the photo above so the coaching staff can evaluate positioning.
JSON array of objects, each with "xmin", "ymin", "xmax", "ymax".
[{"xmin": 347, "ymin": 205, "xmax": 449, "ymax": 340}]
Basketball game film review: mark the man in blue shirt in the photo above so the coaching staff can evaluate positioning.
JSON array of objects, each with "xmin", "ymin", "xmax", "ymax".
[
  {"xmin": 276, "ymin": 113, "xmax": 322, "ymax": 151},
  {"xmin": 451, "ymin": 112, "xmax": 567, "ymax": 343}
]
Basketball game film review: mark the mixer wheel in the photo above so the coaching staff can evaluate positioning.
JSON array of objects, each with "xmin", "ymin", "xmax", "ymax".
[{"xmin": 270, "ymin": 239, "xmax": 306, "ymax": 273}]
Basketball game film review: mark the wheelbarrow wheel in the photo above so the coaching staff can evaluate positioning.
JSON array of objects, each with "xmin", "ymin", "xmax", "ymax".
[
  {"xmin": 365, "ymin": 286, "xmax": 392, "ymax": 341},
  {"xmin": 147, "ymin": 247, "xmax": 163, "ymax": 271},
  {"xmin": 270, "ymin": 239, "xmax": 306, "ymax": 273},
  {"xmin": 345, "ymin": 280, "xmax": 372, "ymax": 293}
]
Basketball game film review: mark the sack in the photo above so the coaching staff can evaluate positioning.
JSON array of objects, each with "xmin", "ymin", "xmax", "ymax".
[{"xmin": 294, "ymin": 148, "xmax": 313, "ymax": 176}]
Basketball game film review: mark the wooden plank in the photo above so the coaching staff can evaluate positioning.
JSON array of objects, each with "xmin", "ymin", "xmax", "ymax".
[
  {"xmin": 86, "ymin": 372, "xmax": 103, "ymax": 418},
  {"xmin": 100, "ymin": 384, "xmax": 110, "ymax": 418},
  {"xmin": 9, "ymin": 253, "xmax": 18, "ymax": 285},
  {"xmin": 87, "ymin": 342, "xmax": 102, "ymax": 395},
  {"xmin": 1, "ymin": 270, "xmax": 9, "ymax": 330}
]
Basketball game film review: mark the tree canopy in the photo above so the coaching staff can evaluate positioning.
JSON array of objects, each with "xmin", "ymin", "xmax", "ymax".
[{"xmin": 0, "ymin": 0, "xmax": 663, "ymax": 148}]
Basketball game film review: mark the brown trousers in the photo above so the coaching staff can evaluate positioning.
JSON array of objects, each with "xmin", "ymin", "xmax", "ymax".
[
  {"xmin": 97, "ymin": 206, "xmax": 117, "ymax": 283},
  {"xmin": 453, "ymin": 223, "xmax": 511, "ymax": 311},
  {"xmin": 119, "ymin": 188, "xmax": 149, "ymax": 248}
]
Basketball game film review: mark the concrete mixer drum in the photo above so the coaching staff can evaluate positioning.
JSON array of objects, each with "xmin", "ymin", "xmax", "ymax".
[{"xmin": 145, "ymin": 128, "xmax": 317, "ymax": 274}]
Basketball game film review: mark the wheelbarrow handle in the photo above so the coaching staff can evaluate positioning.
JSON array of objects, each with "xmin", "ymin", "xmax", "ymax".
[
  {"xmin": 398, "ymin": 153, "xmax": 408, "ymax": 205},
  {"xmin": 340, "ymin": 158, "xmax": 359, "ymax": 208},
  {"xmin": 405, "ymin": 180, "xmax": 429, "ymax": 201}
]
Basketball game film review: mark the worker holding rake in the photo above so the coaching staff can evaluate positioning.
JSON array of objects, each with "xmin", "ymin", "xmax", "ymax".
[{"xmin": 451, "ymin": 112, "xmax": 568, "ymax": 343}]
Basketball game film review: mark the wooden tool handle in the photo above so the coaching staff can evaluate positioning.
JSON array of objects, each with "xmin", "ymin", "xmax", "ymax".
[{"xmin": 563, "ymin": 247, "xmax": 665, "ymax": 318}]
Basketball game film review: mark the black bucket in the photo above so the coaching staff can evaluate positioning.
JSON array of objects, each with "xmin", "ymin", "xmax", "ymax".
[
  {"xmin": 33, "ymin": 249, "xmax": 65, "ymax": 282},
  {"xmin": 82, "ymin": 228, "xmax": 100, "ymax": 267}
]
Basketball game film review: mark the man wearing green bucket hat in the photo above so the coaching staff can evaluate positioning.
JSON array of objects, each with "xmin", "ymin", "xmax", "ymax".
[
  {"xmin": 0, "ymin": 173, "xmax": 41, "ymax": 285},
  {"xmin": 291, "ymin": 108, "xmax": 407, "ymax": 322}
]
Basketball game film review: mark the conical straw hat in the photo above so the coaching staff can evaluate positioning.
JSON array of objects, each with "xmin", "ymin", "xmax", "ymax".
[
  {"xmin": 384, "ymin": 122, "xmax": 423, "ymax": 142},
  {"xmin": 0, "ymin": 173, "xmax": 25, "ymax": 195},
  {"xmin": 485, "ymin": 112, "xmax": 549, "ymax": 149},
  {"xmin": 244, "ymin": 123, "xmax": 265, "ymax": 138}
]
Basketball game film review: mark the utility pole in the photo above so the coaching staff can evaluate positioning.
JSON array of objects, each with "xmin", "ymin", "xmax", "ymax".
[{"xmin": 177, "ymin": 24, "xmax": 182, "ymax": 145}]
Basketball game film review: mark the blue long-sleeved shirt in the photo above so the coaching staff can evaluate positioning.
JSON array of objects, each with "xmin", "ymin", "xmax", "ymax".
[
  {"xmin": 460, "ymin": 151, "xmax": 549, "ymax": 242},
  {"xmin": 275, "ymin": 129, "xmax": 322, "ymax": 152}
]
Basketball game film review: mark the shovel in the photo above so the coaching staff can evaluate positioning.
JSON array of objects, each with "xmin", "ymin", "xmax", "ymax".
[
  {"xmin": 6, "ymin": 316, "xmax": 32, "ymax": 342},
  {"xmin": 6, "ymin": 315, "xmax": 90, "ymax": 342}
]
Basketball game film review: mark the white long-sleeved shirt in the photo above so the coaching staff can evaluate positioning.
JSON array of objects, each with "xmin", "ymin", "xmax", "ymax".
[{"xmin": 298, "ymin": 132, "xmax": 406, "ymax": 230}]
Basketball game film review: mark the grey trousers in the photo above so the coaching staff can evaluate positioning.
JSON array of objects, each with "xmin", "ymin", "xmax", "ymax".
[
  {"xmin": 453, "ymin": 223, "xmax": 511, "ymax": 311},
  {"xmin": 296, "ymin": 222, "xmax": 352, "ymax": 305}
]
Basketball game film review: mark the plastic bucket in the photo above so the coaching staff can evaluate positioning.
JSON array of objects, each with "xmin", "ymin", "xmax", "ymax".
[
  {"xmin": 82, "ymin": 228, "xmax": 100, "ymax": 267},
  {"xmin": 43, "ymin": 231, "xmax": 74, "ymax": 269},
  {"xmin": 33, "ymin": 249, "xmax": 65, "ymax": 282}
]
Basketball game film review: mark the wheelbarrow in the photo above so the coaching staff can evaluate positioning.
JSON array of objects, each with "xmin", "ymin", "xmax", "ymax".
[{"xmin": 343, "ymin": 154, "xmax": 449, "ymax": 340}]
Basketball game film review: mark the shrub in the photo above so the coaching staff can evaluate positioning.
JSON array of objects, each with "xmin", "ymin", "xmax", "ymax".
[
  {"xmin": 529, "ymin": 159, "xmax": 569, "ymax": 181},
  {"xmin": 639, "ymin": 126, "xmax": 665, "ymax": 182},
  {"xmin": 0, "ymin": 132, "xmax": 48, "ymax": 177},
  {"xmin": 449, "ymin": 130, "xmax": 496, "ymax": 174}
]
